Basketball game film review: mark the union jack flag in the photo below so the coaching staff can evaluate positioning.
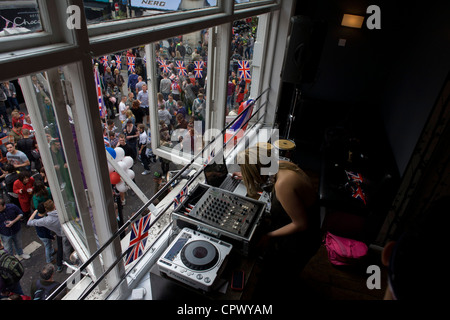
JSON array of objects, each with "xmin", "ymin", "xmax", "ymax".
[
  {"xmin": 115, "ymin": 55, "xmax": 122, "ymax": 70},
  {"xmin": 193, "ymin": 61, "xmax": 204, "ymax": 78},
  {"xmin": 94, "ymin": 65, "xmax": 106, "ymax": 119},
  {"xmin": 351, "ymin": 185, "xmax": 367, "ymax": 205},
  {"xmin": 175, "ymin": 61, "xmax": 187, "ymax": 76},
  {"xmin": 159, "ymin": 59, "xmax": 170, "ymax": 73},
  {"xmin": 238, "ymin": 60, "xmax": 251, "ymax": 79},
  {"xmin": 345, "ymin": 170, "xmax": 364, "ymax": 184},
  {"xmin": 230, "ymin": 99, "xmax": 254, "ymax": 132},
  {"xmin": 101, "ymin": 56, "xmax": 109, "ymax": 67},
  {"xmin": 125, "ymin": 214, "xmax": 152, "ymax": 265},
  {"xmin": 127, "ymin": 56, "xmax": 136, "ymax": 72},
  {"xmin": 173, "ymin": 185, "xmax": 188, "ymax": 209}
]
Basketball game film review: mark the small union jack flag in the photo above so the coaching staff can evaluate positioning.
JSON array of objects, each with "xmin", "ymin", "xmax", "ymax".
[
  {"xmin": 173, "ymin": 185, "xmax": 188, "ymax": 208},
  {"xmin": 127, "ymin": 56, "xmax": 136, "ymax": 72},
  {"xmin": 125, "ymin": 214, "xmax": 152, "ymax": 265},
  {"xmin": 101, "ymin": 56, "xmax": 109, "ymax": 67},
  {"xmin": 351, "ymin": 185, "xmax": 367, "ymax": 205},
  {"xmin": 193, "ymin": 61, "xmax": 204, "ymax": 78},
  {"xmin": 115, "ymin": 55, "xmax": 122, "ymax": 70},
  {"xmin": 175, "ymin": 61, "xmax": 187, "ymax": 76},
  {"xmin": 230, "ymin": 99, "xmax": 254, "ymax": 132},
  {"xmin": 238, "ymin": 60, "xmax": 251, "ymax": 79},
  {"xmin": 345, "ymin": 170, "xmax": 364, "ymax": 184},
  {"xmin": 159, "ymin": 59, "xmax": 170, "ymax": 73}
]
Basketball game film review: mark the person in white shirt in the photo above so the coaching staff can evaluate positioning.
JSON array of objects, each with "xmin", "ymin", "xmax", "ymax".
[
  {"xmin": 137, "ymin": 124, "xmax": 151, "ymax": 175},
  {"xmin": 118, "ymin": 95, "xmax": 128, "ymax": 127}
]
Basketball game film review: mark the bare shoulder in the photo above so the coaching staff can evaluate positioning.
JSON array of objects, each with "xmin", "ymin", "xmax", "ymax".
[{"xmin": 275, "ymin": 166, "xmax": 315, "ymax": 205}]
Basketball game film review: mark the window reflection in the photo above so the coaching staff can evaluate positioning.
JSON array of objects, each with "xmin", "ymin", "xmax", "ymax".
[
  {"xmin": 31, "ymin": 73, "xmax": 84, "ymax": 241},
  {"xmin": 0, "ymin": 0, "xmax": 42, "ymax": 37}
]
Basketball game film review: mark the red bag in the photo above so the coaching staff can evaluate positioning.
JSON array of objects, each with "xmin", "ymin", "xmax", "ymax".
[{"xmin": 324, "ymin": 232, "xmax": 368, "ymax": 266}]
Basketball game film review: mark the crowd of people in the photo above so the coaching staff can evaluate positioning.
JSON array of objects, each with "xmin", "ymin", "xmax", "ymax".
[
  {"xmin": 100, "ymin": 30, "xmax": 254, "ymax": 192},
  {"xmin": 0, "ymin": 88, "xmax": 72, "ymax": 299}
]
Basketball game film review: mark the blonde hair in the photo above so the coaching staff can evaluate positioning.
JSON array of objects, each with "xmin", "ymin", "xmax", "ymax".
[
  {"xmin": 11, "ymin": 110, "xmax": 20, "ymax": 119},
  {"xmin": 126, "ymin": 109, "xmax": 134, "ymax": 118},
  {"xmin": 237, "ymin": 146, "xmax": 272, "ymax": 197},
  {"xmin": 237, "ymin": 146, "xmax": 306, "ymax": 197}
]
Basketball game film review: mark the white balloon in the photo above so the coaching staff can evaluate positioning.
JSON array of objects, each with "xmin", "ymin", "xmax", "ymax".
[
  {"xmin": 115, "ymin": 181, "xmax": 127, "ymax": 192},
  {"xmin": 122, "ymin": 156, "xmax": 134, "ymax": 169},
  {"xmin": 114, "ymin": 147, "xmax": 125, "ymax": 161},
  {"xmin": 126, "ymin": 169, "xmax": 135, "ymax": 180},
  {"xmin": 117, "ymin": 161, "xmax": 128, "ymax": 171}
]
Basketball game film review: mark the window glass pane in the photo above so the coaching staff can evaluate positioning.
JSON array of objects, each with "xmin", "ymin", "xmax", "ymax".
[
  {"xmin": 227, "ymin": 16, "xmax": 257, "ymax": 117},
  {"xmin": 151, "ymin": 31, "xmax": 208, "ymax": 162},
  {"xmin": 84, "ymin": 0, "xmax": 218, "ymax": 25},
  {"xmin": 0, "ymin": 0, "xmax": 43, "ymax": 37},
  {"xmin": 94, "ymin": 45, "xmax": 181, "ymax": 216},
  {"xmin": 28, "ymin": 71, "xmax": 87, "ymax": 244}
]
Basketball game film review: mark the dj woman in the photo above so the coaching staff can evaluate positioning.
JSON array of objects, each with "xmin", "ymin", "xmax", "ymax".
[{"xmin": 233, "ymin": 146, "xmax": 321, "ymax": 298}]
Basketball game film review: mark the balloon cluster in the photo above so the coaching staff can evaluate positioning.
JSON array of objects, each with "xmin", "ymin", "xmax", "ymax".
[{"xmin": 106, "ymin": 147, "xmax": 135, "ymax": 193}]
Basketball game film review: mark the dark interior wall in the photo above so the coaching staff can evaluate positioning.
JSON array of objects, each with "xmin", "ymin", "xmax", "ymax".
[
  {"xmin": 377, "ymin": 2, "xmax": 450, "ymax": 176},
  {"xmin": 278, "ymin": 0, "xmax": 450, "ymax": 178},
  {"xmin": 277, "ymin": 0, "xmax": 393, "ymax": 153},
  {"xmin": 296, "ymin": 0, "xmax": 389, "ymax": 104}
]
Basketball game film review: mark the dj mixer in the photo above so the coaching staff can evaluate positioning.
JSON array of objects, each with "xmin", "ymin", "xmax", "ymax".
[{"xmin": 172, "ymin": 184, "xmax": 266, "ymax": 255}]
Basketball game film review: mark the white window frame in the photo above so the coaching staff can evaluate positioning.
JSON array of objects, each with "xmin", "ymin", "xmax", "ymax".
[{"xmin": 0, "ymin": 0, "xmax": 77, "ymax": 61}]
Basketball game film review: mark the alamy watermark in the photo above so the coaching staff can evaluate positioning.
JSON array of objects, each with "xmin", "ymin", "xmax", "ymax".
[
  {"xmin": 66, "ymin": 5, "xmax": 81, "ymax": 30},
  {"xmin": 366, "ymin": 265, "xmax": 382, "ymax": 290}
]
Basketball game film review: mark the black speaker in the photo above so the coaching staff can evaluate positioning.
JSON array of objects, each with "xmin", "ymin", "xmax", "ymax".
[{"xmin": 281, "ymin": 15, "xmax": 327, "ymax": 84}]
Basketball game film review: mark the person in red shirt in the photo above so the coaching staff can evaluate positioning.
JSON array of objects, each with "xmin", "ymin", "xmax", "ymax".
[
  {"xmin": 13, "ymin": 171, "xmax": 34, "ymax": 219},
  {"xmin": 10, "ymin": 110, "xmax": 24, "ymax": 128}
]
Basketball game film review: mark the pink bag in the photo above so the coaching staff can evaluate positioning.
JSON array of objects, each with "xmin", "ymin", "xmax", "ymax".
[{"xmin": 324, "ymin": 232, "xmax": 368, "ymax": 266}]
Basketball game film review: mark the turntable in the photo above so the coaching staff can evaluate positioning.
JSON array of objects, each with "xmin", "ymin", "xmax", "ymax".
[{"xmin": 157, "ymin": 228, "xmax": 232, "ymax": 292}]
